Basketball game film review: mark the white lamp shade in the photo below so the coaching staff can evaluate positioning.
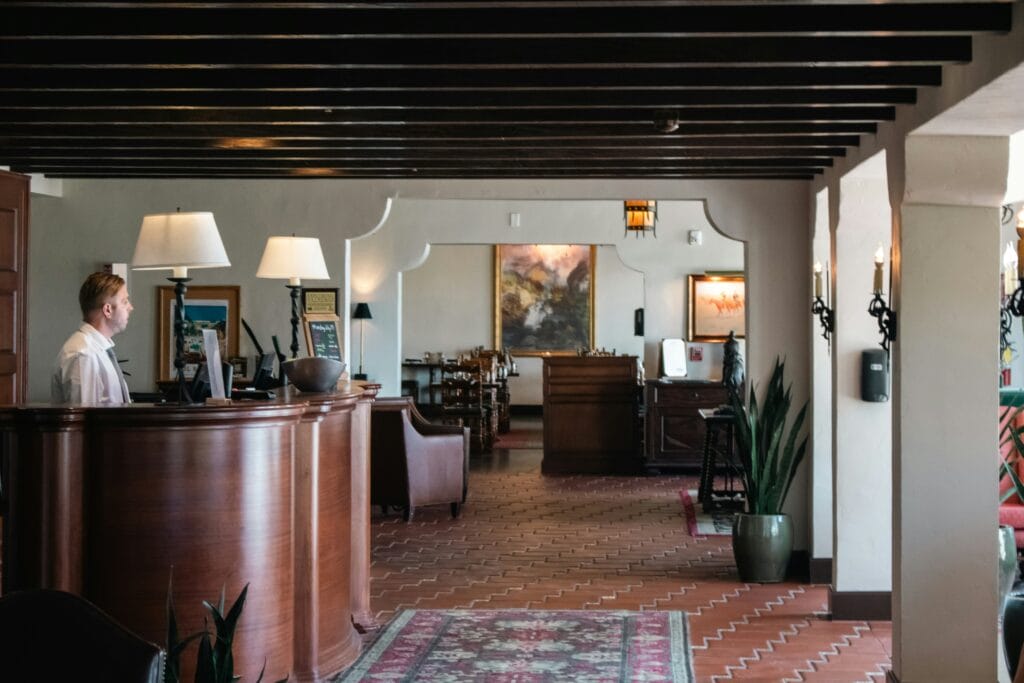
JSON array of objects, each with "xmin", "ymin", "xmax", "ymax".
[
  {"xmin": 256, "ymin": 236, "xmax": 330, "ymax": 281},
  {"xmin": 131, "ymin": 211, "xmax": 231, "ymax": 271}
]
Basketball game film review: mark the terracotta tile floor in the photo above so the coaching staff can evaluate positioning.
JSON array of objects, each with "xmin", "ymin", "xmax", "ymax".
[{"xmin": 368, "ymin": 419, "xmax": 892, "ymax": 682}]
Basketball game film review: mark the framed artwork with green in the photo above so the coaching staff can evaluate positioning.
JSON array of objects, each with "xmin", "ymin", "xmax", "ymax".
[{"xmin": 494, "ymin": 244, "xmax": 595, "ymax": 356}]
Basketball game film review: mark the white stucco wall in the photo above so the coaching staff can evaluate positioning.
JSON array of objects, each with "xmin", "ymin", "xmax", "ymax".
[
  {"xmin": 833, "ymin": 155, "xmax": 893, "ymax": 593},
  {"xmin": 811, "ymin": 187, "xmax": 834, "ymax": 563}
]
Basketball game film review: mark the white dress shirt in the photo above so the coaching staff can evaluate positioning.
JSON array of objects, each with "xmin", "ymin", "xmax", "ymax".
[{"xmin": 51, "ymin": 322, "xmax": 130, "ymax": 405}]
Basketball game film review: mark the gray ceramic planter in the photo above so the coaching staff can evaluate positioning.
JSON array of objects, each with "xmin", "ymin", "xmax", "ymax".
[{"xmin": 732, "ymin": 513, "xmax": 793, "ymax": 583}]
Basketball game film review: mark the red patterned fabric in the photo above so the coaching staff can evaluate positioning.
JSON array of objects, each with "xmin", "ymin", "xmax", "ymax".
[{"xmin": 339, "ymin": 609, "xmax": 694, "ymax": 682}]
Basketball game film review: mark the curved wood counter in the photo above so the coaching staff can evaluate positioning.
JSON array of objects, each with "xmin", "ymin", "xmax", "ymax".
[{"xmin": 0, "ymin": 384, "xmax": 369, "ymax": 683}]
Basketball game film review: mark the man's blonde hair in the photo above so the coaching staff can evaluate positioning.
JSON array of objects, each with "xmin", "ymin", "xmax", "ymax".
[{"xmin": 79, "ymin": 272, "xmax": 125, "ymax": 317}]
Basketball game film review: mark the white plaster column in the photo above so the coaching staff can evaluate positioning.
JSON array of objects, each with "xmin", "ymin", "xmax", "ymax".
[
  {"xmin": 893, "ymin": 134, "xmax": 1010, "ymax": 682},
  {"xmin": 830, "ymin": 155, "xmax": 894, "ymax": 604},
  {"xmin": 810, "ymin": 186, "xmax": 834, "ymax": 570}
]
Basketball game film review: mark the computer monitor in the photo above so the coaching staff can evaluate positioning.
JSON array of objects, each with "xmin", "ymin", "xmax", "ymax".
[
  {"xmin": 251, "ymin": 352, "xmax": 279, "ymax": 390},
  {"xmin": 190, "ymin": 361, "xmax": 233, "ymax": 402}
]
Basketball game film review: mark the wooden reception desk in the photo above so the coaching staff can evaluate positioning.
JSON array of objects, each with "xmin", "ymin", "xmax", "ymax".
[
  {"xmin": 542, "ymin": 356, "xmax": 640, "ymax": 474},
  {"xmin": 0, "ymin": 382, "xmax": 375, "ymax": 683}
]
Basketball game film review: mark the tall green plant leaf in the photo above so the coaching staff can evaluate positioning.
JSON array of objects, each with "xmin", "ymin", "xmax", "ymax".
[
  {"xmin": 730, "ymin": 358, "xmax": 808, "ymax": 515},
  {"xmin": 203, "ymin": 583, "xmax": 248, "ymax": 683},
  {"xmin": 1001, "ymin": 405, "xmax": 1024, "ymax": 503}
]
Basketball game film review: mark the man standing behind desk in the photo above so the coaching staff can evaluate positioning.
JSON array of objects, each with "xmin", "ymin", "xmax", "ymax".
[{"xmin": 51, "ymin": 272, "xmax": 134, "ymax": 404}]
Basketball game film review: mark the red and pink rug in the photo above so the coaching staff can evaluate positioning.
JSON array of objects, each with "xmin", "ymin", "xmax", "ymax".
[
  {"xmin": 679, "ymin": 489, "xmax": 736, "ymax": 537},
  {"xmin": 339, "ymin": 608, "xmax": 694, "ymax": 681}
]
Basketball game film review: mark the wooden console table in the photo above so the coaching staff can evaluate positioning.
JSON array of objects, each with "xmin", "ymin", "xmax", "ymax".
[
  {"xmin": 644, "ymin": 379, "xmax": 729, "ymax": 474},
  {"xmin": 0, "ymin": 383, "xmax": 373, "ymax": 683}
]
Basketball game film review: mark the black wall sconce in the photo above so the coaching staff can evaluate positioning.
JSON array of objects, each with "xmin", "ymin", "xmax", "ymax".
[
  {"xmin": 811, "ymin": 261, "xmax": 834, "ymax": 342},
  {"xmin": 868, "ymin": 244, "xmax": 897, "ymax": 354}
]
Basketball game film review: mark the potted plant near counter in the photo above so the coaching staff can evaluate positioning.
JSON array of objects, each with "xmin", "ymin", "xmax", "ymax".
[{"xmin": 729, "ymin": 357, "xmax": 808, "ymax": 583}]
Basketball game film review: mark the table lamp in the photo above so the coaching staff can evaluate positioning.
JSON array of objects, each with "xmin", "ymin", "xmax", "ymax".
[
  {"xmin": 256, "ymin": 236, "xmax": 330, "ymax": 358},
  {"xmin": 352, "ymin": 302, "xmax": 372, "ymax": 380},
  {"xmin": 132, "ymin": 210, "xmax": 231, "ymax": 403}
]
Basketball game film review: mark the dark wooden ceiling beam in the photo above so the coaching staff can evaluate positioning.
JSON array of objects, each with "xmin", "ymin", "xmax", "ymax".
[
  {"xmin": 0, "ymin": 122, "xmax": 877, "ymax": 137},
  {"xmin": 0, "ymin": 36, "xmax": 973, "ymax": 67},
  {"xmin": 0, "ymin": 148, "xmax": 845, "ymax": 161},
  {"xmin": 9, "ymin": 158, "xmax": 832, "ymax": 170},
  {"xmin": 0, "ymin": 106, "xmax": 895, "ymax": 124},
  {"xmin": 0, "ymin": 3, "xmax": 1009, "ymax": 36},
  {"xmin": 0, "ymin": 135, "xmax": 862, "ymax": 149},
  {"xmin": 25, "ymin": 171, "xmax": 818, "ymax": 180},
  {"xmin": 0, "ymin": 88, "xmax": 917, "ymax": 108},
  {"xmin": 0, "ymin": 66, "xmax": 943, "ymax": 90}
]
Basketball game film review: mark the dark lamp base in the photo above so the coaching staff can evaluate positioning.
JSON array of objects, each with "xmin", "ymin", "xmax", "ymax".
[{"xmin": 353, "ymin": 373, "xmax": 368, "ymax": 380}]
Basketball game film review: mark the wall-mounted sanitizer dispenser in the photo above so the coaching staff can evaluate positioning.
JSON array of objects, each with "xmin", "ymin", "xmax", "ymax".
[{"xmin": 861, "ymin": 348, "xmax": 889, "ymax": 402}]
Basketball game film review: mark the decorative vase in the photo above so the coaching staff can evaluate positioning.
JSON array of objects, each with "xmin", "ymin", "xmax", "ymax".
[
  {"xmin": 1001, "ymin": 525, "xmax": 1019, "ymax": 613},
  {"xmin": 732, "ymin": 513, "xmax": 794, "ymax": 583}
]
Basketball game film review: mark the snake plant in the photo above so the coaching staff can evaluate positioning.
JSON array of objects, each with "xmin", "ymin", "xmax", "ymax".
[{"xmin": 729, "ymin": 357, "xmax": 808, "ymax": 515}]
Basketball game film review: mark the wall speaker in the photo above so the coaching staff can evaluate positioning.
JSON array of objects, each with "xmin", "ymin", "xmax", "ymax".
[
  {"xmin": 634, "ymin": 308, "xmax": 644, "ymax": 336},
  {"xmin": 861, "ymin": 348, "xmax": 889, "ymax": 402}
]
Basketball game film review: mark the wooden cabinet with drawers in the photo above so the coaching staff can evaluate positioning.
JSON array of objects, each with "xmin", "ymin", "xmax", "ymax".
[{"xmin": 644, "ymin": 380, "xmax": 729, "ymax": 473}]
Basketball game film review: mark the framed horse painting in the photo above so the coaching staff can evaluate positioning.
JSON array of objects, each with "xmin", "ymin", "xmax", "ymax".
[{"xmin": 688, "ymin": 274, "xmax": 745, "ymax": 342}]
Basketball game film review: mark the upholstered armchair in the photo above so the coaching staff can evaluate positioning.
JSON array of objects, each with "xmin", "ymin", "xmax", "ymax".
[
  {"xmin": 371, "ymin": 396, "xmax": 469, "ymax": 521},
  {"xmin": 0, "ymin": 589, "xmax": 165, "ymax": 682}
]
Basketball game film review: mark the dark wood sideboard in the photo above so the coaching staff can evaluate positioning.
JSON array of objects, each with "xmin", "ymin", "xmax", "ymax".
[
  {"xmin": 543, "ymin": 356, "xmax": 640, "ymax": 474},
  {"xmin": 644, "ymin": 379, "xmax": 730, "ymax": 474},
  {"xmin": 0, "ymin": 383, "xmax": 374, "ymax": 683}
]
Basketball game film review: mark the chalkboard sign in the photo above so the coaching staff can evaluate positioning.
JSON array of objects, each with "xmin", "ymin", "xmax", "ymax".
[{"xmin": 303, "ymin": 314, "xmax": 342, "ymax": 362}]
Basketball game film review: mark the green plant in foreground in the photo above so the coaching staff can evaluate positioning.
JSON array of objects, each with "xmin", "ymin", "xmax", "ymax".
[
  {"xmin": 166, "ymin": 571, "xmax": 282, "ymax": 683},
  {"xmin": 1000, "ymin": 405, "xmax": 1024, "ymax": 504},
  {"xmin": 729, "ymin": 357, "xmax": 808, "ymax": 515}
]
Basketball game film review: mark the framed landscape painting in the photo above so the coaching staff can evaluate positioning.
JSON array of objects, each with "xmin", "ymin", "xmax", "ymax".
[
  {"xmin": 688, "ymin": 274, "xmax": 745, "ymax": 342},
  {"xmin": 157, "ymin": 285, "xmax": 240, "ymax": 381},
  {"xmin": 494, "ymin": 244, "xmax": 595, "ymax": 356}
]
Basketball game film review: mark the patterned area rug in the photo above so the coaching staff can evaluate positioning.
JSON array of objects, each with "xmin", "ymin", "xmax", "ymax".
[
  {"xmin": 338, "ymin": 609, "xmax": 695, "ymax": 682},
  {"xmin": 679, "ymin": 489, "xmax": 736, "ymax": 537}
]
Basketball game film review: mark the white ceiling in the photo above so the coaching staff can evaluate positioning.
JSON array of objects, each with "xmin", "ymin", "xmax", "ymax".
[{"xmin": 915, "ymin": 62, "xmax": 1024, "ymax": 136}]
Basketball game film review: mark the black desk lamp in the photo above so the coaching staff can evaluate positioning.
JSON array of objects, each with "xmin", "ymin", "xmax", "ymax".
[
  {"xmin": 131, "ymin": 210, "xmax": 231, "ymax": 403},
  {"xmin": 256, "ymin": 236, "xmax": 330, "ymax": 358},
  {"xmin": 352, "ymin": 302, "xmax": 372, "ymax": 380}
]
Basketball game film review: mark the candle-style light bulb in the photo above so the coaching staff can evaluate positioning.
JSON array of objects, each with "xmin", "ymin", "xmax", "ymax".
[
  {"xmin": 1005, "ymin": 243, "xmax": 1018, "ymax": 298},
  {"xmin": 813, "ymin": 261, "xmax": 823, "ymax": 298},
  {"xmin": 873, "ymin": 244, "xmax": 885, "ymax": 294}
]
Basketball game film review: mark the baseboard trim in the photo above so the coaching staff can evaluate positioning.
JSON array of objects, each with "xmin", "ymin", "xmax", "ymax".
[
  {"xmin": 886, "ymin": 669, "xmax": 899, "ymax": 683},
  {"xmin": 809, "ymin": 557, "xmax": 832, "ymax": 584},
  {"xmin": 510, "ymin": 404, "xmax": 543, "ymax": 416},
  {"xmin": 787, "ymin": 550, "xmax": 810, "ymax": 583},
  {"xmin": 829, "ymin": 588, "xmax": 892, "ymax": 620}
]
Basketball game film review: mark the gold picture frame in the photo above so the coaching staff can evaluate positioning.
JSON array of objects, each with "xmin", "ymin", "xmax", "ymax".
[
  {"xmin": 157, "ymin": 285, "xmax": 240, "ymax": 382},
  {"xmin": 687, "ymin": 274, "xmax": 746, "ymax": 342},
  {"xmin": 494, "ymin": 244, "xmax": 596, "ymax": 356},
  {"xmin": 301, "ymin": 287, "xmax": 339, "ymax": 316}
]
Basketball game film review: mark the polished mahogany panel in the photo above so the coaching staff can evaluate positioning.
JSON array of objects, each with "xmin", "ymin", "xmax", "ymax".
[
  {"xmin": 349, "ymin": 382, "xmax": 379, "ymax": 632},
  {"xmin": 292, "ymin": 389, "xmax": 361, "ymax": 682},
  {"xmin": 542, "ymin": 357, "xmax": 640, "ymax": 474},
  {"xmin": 1, "ymin": 388, "xmax": 368, "ymax": 683}
]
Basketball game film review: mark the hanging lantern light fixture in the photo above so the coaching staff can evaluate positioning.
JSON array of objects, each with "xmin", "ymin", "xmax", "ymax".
[{"xmin": 624, "ymin": 200, "xmax": 657, "ymax": 238}]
